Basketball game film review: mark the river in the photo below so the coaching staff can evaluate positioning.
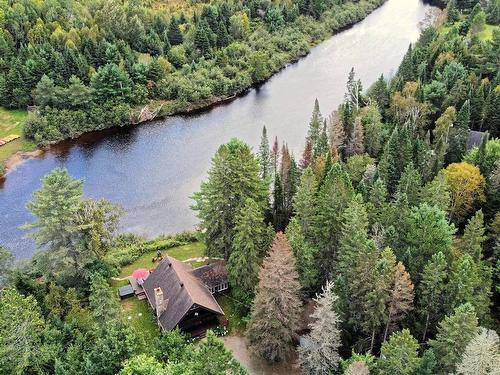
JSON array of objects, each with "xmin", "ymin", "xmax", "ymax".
[{"xmin": 0, "ymin": 0, "xmax": 438, "ymax": 259}]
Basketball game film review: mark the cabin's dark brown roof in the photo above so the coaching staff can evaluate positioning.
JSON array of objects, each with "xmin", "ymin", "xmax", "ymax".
[
  {"xmin": 191, "ymin": 261, "xmax": 228, "ymax": 288},
  {"xmin": 143, "ymin": 256, "xmax": 224, "ymax": 330}
]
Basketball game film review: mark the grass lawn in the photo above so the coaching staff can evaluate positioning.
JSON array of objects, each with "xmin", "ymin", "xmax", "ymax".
[
  {"xmin": 111, "ymin": 241, "xmax": 206, "ymax": 340},
  {"xmin": 116, "ymin": 241, "xmax": 206, "ymax": 278},
  {"xmin": 0, "ymin": 107, "xmax": 35, "ymax": 162}
]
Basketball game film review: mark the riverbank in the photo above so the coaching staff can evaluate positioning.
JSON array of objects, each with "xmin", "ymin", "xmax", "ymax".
[{"xmin": 1, "ymin": 0, "xmax": 388, "ymax": 177}]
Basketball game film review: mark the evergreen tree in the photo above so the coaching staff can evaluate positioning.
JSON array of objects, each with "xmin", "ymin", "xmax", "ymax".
[
  {"xmin": 227, "ymin": 198, "xmax": 267, "ymax": 310},
  {"xmin": 447, "ymin": 254, "xmax": 492, "ymax": 322},
  {"xmin": 398, "ymin": 204, "xmax": 455, "ymax": 283},
  {"xmin": 286, "ymin": 218, "xmax": 318, "ymax": 293},
  {"xmin": 313, "ymin": 121, "xmax": 329, "ymax": 160},
  {"xmin": 419, "ymin": 171, "xmax": 451, "ymax": 213},
  {"xmin": 396, "ymin": 163, "xmax": 422, "ymax": 207},
  {"xmin": 167, "ymin": 18, "xmax": 183, "ymax": 45},
  {"xmin": 419, "ymin": 252, "xmax": 448, "ymax": 342},
  {"xmin": 247, "ymin": 233, "xmax": 302, "ymax": 362},
  {"xmin": 448, "ymin": 100, "xmax": 471, "ymax": 163},
  {"xmin": 376, "ymin": 329, "xmax": 421, "ymax": 375},
  {"xmin": 367, "ymin": 178, "xmax": 388, "ymax": 226},
  {"xmin": 88, "ymin": 273, "xmax": 120, "ymax": 323},
  {"xmin": 460, "ymin": 209, "xmax": 486, "ymax": 261},
  {"xmin": 298, "ymin": 281, "xmax": 342, "ymax": 374},
  {"xmin": 90, "ymin": 63, "xmax": 132, "ymax": 102},
  {"xmin": 456, "ymin": 327, "xmax": 500, "ymax": 375},
  {"xmin": 345, "ymin": 67, "xmax": 363, "ymax": 111},
  {"xmin": 307, "ymin": 99, "xmax": 323, "ymax": 151},
  {"xmin": 258, "ymin": 126, "xmax": 272, "ymax": 181},
  {"xmin": 415, "ymin": 349, "xmax": 437, "ymax": 375},
  {"xmin": 312, "ymin": 164, "xmax": 354, "ymax": 282},
  {"xmin": 378, "ymin": 127, "xmax": 414, "ymax": 195},
  {"xmin": 292, "ymin": 167, "xmax": 318, "ymax": 237},
  {"xmin": 368, "ymin": 74, "xmax": 389, "ymax": 112},
  {"xmin": 193, "ymin": 139, "xmax": 268, "ymax": 260},
  {"xmin": 0, "ymin": 288, "xmax": 46, "ymax": 374},
  {"xmin": 429, "ymin": 303, "xmax": 479, "ymax": 374}
]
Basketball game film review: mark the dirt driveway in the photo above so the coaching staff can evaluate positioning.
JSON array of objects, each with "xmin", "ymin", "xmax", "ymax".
[{"xmin": 223, "ymin": 335, "xmax": 301, "ymax": 375}]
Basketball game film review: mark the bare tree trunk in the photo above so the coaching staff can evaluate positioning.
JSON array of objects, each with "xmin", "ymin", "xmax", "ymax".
[
  {"xmin": 370, "ymin": 327, "xmax": 376, "ymax": 353},
  {"xmin": 383, "ymin": 311, "xmax": 392, "ymax": 343},
  {"xmin": 422, "ymin": 311, "xmax": 430, "ymax": 343}
]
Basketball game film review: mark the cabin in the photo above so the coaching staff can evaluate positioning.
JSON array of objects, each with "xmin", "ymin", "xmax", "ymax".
[
  {"xmin": 466, "ymin": 130, "xmax": 488, "ymax": 150},
  {"xmin": 143, "ymin": 256, "xmax": 227, "ymax": 336}
]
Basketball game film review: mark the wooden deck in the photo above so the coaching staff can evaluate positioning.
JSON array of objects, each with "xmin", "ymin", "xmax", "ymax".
[{"xmin": 128, "ymin": 277, "xmax": 146, "ymax": 299}]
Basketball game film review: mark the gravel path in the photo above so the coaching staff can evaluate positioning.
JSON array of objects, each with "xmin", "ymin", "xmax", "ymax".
[{"xmin": 223, "ymin": 335, "xmax": 301, "ymax": 375}]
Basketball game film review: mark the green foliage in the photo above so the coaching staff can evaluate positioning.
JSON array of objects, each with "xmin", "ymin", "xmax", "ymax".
[
  {"xmin": 193, "ymin": 138, "xmax": 268, "ymax": 260},
  {"xmin": 228, "ymin": 198, "xmax": 267, "ymax": 310},
  {"xmin": 376, "ymin": 329, "xmax": 421, "ymax": 375},
  {"xmin": 429, "ymin": 303, "xmax": 479, "ymax": 374}
]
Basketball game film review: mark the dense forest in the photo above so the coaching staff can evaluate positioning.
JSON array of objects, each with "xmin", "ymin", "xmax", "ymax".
[
  {"xmin": 1, "ymin": 0, "xmax": 500, "ymax": 374},
  {"xmin": 0, "ymin": 0, "xmax": 386, "ymax": 145}
]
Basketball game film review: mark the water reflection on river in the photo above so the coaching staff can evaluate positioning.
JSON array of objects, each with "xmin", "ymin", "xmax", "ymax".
[{"xmin": 0, "ymin": 0, "xmax": 437, "ymax": 258}]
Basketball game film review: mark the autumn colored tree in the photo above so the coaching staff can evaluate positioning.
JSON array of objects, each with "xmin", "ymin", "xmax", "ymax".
[
  {"xmin": 383, "ymin": 259, "xmax": 414, "ymax": 342},
  {"xmin": 247, "ymin": 233, "xmax": 302, "ymax": 362},
  {"xmin": 444, "ymin": 162, "xmax": 486, "ymax": 224}
]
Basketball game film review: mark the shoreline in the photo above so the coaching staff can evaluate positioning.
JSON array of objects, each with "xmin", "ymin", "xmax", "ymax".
[{"xmin": 1, "ymin": 1, "xmax": 387, "ymax": 177}]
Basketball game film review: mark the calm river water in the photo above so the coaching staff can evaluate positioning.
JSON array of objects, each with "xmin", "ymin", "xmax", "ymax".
[{"xmin": 0, "ymin": 0, "xmax": 437, "ymax": 258}]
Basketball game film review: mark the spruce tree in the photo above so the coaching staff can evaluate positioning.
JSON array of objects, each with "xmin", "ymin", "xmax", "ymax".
[
  {"xmin": 415, "ymin": 349, "xmax": 437, "ymax": 375},
  {"xmin": 459, "ymin": 209, "xmax": 486, "ymax": 261},
  {"xmin": 258, "ymin": 126, "xmax": 272, "ymax": 181},
  {"xmin": 307, "ymin": 99, "xmax": 323, "ymax": 149},
  {"xmin": 313, "ymin": 121, "xmax": 329, "ymax": 160},
  {"xmin": 227, "ymin": 198, "xmax": 267, "ymax": 310},
  {"xmin": 376, "ymin": 329, "xmax": 421, "ymax": 375},
  {"xmin": 419, "ymin": 252, "xmax": 448, "ymax": 342},
  {"xmin": 300, "ymin": 140, "xmax": 313, "ymax": 171},
  {"xmin": 88, "ymin": 273, "xmax": 120, "ymax": 323},
  {"xmin": 293, "ymin": 167, "xmax": 318, "ymax": 237},
  {"xmin": 429, "ymin": 303, "xmax": 479, "ymax": 374},
  {"xmin": 247, "ymin": 233, "xmax": 302, "ymax": 362},
  {"xmin": 298, "ymin": 281, "xmax": 342, "ymax": 374},
  {"xmin": 419, "ymin": 171, "xmax": 451, "ymax": 213},
  {"xmin": 286, "ymin": 218, "xmax": 318, "ymax": 293},
  {"xmin": 193, "ymin": 139, "xmax": 268, "ymax": 260},
  {"xmin": 447, "ymin": 254, "xmax": 492, "ymax": 322},
  {"xmin": 312, "ymin": 164, "xmax": 354, "ymax": 282},
  {"xmin": 396, "ymin": 163, "xmax": 422, "ymax": 207}
]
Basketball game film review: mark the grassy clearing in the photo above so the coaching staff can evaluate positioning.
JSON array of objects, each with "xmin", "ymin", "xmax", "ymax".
[
  {"xmin": 116, "ymin": 241, "xmax": 206, "ymax": 278},
  {"xmin": 0, "ymin": 107, "xmax": 35, "ymax": 162},
  {"xmin": 111, "ymin": 241, "xmax": 206, "ymax": 340}
]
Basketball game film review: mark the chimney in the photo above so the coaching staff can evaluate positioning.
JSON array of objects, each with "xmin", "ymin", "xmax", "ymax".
[{"xmin": 154, "ymin": 287, "xmax": 167, "ymax": 316}]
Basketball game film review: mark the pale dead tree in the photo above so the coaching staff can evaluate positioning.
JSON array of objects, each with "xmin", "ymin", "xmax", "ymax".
[
  {"xmin": 298, "ymin": 281, "xmax": 342, "ymax": 375},
  {"xmin": 328, "ymin": 110, "xmax": 345, "ymax": 154},
  {"xmin": 344, "ymin": 362, "xmax": 370, "ymax": 375},
  {"xmin": 456, "ymin": 327, "xmax": 500, "ymax": 375},
  {"xmin": 346, "ymin": 117, "xmax": 365, "ymax": 157}
]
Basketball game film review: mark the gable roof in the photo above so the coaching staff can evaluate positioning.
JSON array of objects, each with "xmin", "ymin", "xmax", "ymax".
[
  {"xmin": 190, "ymin": 261, "xmax": 228, "ymax": 288},
  {"xmin": 143, "ymin": 256, "xmax": 224, "ymax": 330}
]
